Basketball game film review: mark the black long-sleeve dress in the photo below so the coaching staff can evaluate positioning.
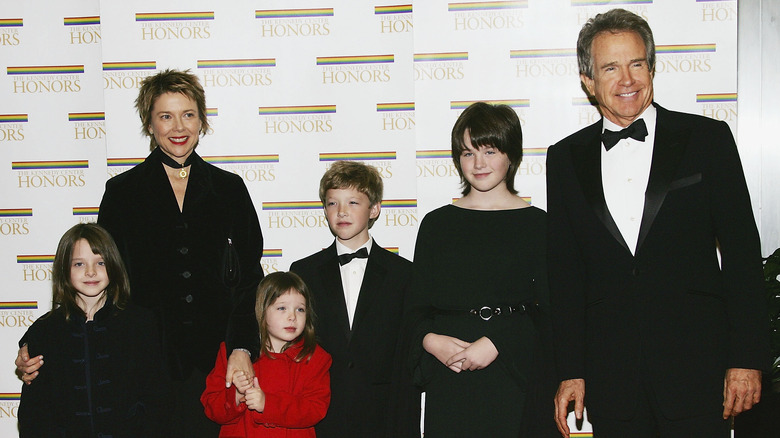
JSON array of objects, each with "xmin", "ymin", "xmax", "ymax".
[
  {"xmin": 97, "ymin": 147, "xmax": 264, "ymax": 436},
  {"xmin": 409, "ymin": 204, "xmax": 557, "ymax": 437}
]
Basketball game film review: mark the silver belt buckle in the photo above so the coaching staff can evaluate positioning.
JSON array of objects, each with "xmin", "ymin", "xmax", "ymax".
[{"xmin": 478, "ymin": 306, "xmax": 494, "ymax": 320}]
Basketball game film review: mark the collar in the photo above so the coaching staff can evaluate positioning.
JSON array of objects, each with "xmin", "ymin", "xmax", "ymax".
[
  {"xmin": 335, "ymin": 236, "xmax": 373, "ymax": 257},
  {"xmin": 150, "ymin": 146, "xmax": 202, "ymax": 168},
  {"xmin": 70, "ymin": 299, "xmax": 116, "ymax": 324},
  {"xmin": 270, "ymin": 339, "xmax": 305, "ymax": 360},
  {"xmin": 602, "ymin": 104, "xmax": 657, "ymax": 135}
]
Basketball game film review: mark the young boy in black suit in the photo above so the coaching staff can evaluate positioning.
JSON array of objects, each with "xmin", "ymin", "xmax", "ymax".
[{"xmin": 290, "ymin": 161, "xmax": 420, "ymax": 438}]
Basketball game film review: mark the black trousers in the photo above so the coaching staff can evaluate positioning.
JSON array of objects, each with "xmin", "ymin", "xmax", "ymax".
[{"xmin": 590, "ymin": 362, "xmax": 729, "ymax": 437}]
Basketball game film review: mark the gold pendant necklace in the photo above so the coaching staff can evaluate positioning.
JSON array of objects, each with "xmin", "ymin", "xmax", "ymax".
[{"xmin": 179, "ymin": 168, "xmax": 188, "ymax": 179}]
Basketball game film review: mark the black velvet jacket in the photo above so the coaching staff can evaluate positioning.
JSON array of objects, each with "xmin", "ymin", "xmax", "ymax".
[
  {"xmin": 18, "ymin": 303, "xmax": 167, "ymax": 437},
  {"xmin": 98, "ymin": 148, "xmax": 264, "ymax": 379}
]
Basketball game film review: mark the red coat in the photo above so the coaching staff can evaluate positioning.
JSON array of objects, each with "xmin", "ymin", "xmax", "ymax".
[{"xmin": 202, "ymin": 342, "xmax": 331, "ymax": 437}]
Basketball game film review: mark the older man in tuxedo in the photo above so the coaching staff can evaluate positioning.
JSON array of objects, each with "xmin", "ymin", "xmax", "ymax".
[{"xmin": 547, "ymin": 8, "xmax": 768, "ymax": 438}]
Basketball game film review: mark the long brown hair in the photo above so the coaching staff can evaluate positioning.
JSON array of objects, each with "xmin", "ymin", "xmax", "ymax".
[
  {"xmin": 51, "ymin": 223, "xmax": 130, "ymax": 321},
  {"xmin": 255, "ymin": 272, "xmax": 317, "ymax": 362}
]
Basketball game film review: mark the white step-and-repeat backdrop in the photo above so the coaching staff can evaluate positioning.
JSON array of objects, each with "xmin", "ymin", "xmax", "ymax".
[{"xmin": 0, "ymin": 0, "xmax": 745, "ymax": 435}]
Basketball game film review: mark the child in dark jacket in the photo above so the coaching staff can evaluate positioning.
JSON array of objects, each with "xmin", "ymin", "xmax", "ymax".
[
  {"xmin": 17, "ymin": 223, "xmax": 167, "ymax": 437},
  {"xmin": 201, "ymin": 271, "xmax": 331, "ymax": 437}
]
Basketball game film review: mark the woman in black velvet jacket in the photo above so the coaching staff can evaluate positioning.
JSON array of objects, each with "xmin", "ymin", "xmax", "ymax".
[{"xmin": 18, "ymin": 69, "xmax": 264, "ymax": 438}]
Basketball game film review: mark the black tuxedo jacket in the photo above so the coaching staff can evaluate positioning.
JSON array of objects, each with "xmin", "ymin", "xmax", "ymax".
[
  {"xmin": 546, "ymin": 103, "xmax": 768, "ymax": 420},
  {"xmin": 290, "ymin": 240, "xmax": 421, "ymax": 438}
]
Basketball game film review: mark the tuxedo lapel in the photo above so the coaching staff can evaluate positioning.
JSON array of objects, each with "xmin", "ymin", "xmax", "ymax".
[
  {"xmin": 317, "ymin": 245, "xmax": 352, "ymax": 340},
  {"xmin": 636, "ymin": 104, "xmax": 690, "ymax": 252},
  {"xmin": 350, "ymin": 242, "xmax": 388, "ymax": 337},
  {"xmin": 570, "ymin": 123, "xmax": 631, "ymax": 253}
]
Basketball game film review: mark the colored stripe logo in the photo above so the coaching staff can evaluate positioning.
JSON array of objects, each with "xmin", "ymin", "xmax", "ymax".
[
  {"xmin": 263, "ymin": 249, "xmax": 283, "ymax": 258},
  {"xmin": 570, "ymin": 434, "xmax": 593, "ymax": 438},
  {"xmin": 572, "ymin": 97, "xmax": 597, "ymax": 106},
  {"xmin": 320, "ymin": 152, "xmax": 396, "ymax": 161},
  {"xmin": 0, "ymin": 209, "xmax": 32, "ymax": 217},
  {"xmin": 102, "ymin": 62, "xmax": 156, "ymax": 71},
  {"xmin": 657, "ymin": 44, "xmax": 716, "ymax": 54},
  {"xmin": 416, "ymin": 150, "xmax": 451, "ymax": 159},
  {"xmin": 383, "ymin": 199, "xmax": 417, "ymax": 208},
  {"xmin": 68, "ymin": 112, "xmax": 105, "ymax": 122},
  {"xmin": 375, "ymin": 5, "xmax": 413, "ymax": 14},
  {"xmin": 316, "ymin": 55, "xmax": 394, "ymax": 65},
  {"xmin": 262, "ymin": 201, "xmax": 323, "ymax": 211},
  {"xmin": 203, "ymin": 155, "xmax": 280, "ymax": 164},
  {"xmin": 206, "ymin": 108, "xmax": 218, "ymax": 117},
  {"xmin": 0, "ymin": 393, "xmax": 21, "ymax": 400},
  {"xmin": 73, "ymin": 207, "xmax": 99, "ymax": 216},
  {"xmin": 7, "ymin": 65, "xmax": 84, "ymax": 75},
  {"xmin": 571, "ymin": 0, "xmax": 650, "ymax": 5},
  {"xmin": 523, "ymin": 148, "xmax": 547, "ymax": 157},
  {"xmin": 697, "ymin": 93, "xmax": 736, "ymax": 103},
  {"xmin": 64, "ymin": 16, "xmax": 100, "ymax": 26},
  {"xmin": 510, "ymin": 49, "xmax": 575, "ymax": 59},
  {"xmin": 0, "ymin": 303, "xmax": 36, "ymax": 310},
  {"xmin": 197, "ymin": 59, "xmax": 276, "ymax": 69},
  {"xmin": 0, "ymin": 114, "xmax": 28, "ymax": 123},
  {"xmin": 451, "ymin": 99, "xmax": 529, "ymax": 109},
  {"xmin": 258, "ymin": 105, "xmax": 336, "ymax": 115},
  {"xmin": 448, "ymin": 1, "xmax": 528, "ymax": 11},
  {"xmin": 377, "ymin": 102, "xmax": 414, "ymax": 112},
  {"xmin": 384, "ymin": 247, "xmax": 400, "ymax": 255},
  {"xmin": 135, "ymin": 12, "xmax": 214, "ymax": 22},
  {"xmin": 414, "ymin": 52, "xmax": 468, "ymax": 62},
  {"xmin": 256, "ymin": 8, "xmax": 334, "ymax": 18},
  {"xmin": 107, "ymin": 158, "xmax": 144, "ymax": 167},
  {"xmin": 17, "ymin": 255, "xmax": 54, "ymax": 263},
  {"xmin": 12, "ymin": 160, "xmax": 88, "ymax": 170},
  {"xmin": 0, "ymin": 18, "xmax": 23, "ymax": 27}
]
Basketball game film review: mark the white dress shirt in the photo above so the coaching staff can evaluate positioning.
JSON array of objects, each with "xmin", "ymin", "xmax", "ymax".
[
  {"xmin": 601, "ymin": 105, "xmax": 657, "ymax": 255},
  {"xmin": 336, "ymin": 237, "xmax": 372, "ymax": 328}
]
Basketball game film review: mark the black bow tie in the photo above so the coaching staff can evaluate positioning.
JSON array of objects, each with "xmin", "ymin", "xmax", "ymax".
[
  {"xmin": 601, "ymin": 118, "xmax": 648, "ymax": 151},
  {"xmin": 338, "ymin": 247, "xmax": 368, "ymax": 266}
]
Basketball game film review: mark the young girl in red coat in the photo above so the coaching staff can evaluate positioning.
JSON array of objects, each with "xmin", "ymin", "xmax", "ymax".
[{"xmin": 202, "ymin": 271, "xmax": 331, "ymax": 437}]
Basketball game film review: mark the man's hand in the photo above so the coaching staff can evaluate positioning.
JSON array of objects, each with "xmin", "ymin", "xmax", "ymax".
[
  {"xmin": 15, "ymin": 344, "xmax": 43, "ymax": 385},
  {"xmin": 446, "ymin": 336, "xmax": 498, "ymax": 371},
  {"xmin": 226, "ymin": 349, "xmax": 254, "ymax": 388},
  {"xmin": 422, "ymin": 333, "xmax": 470, "ymax": 373},
  {"xmin": 554, "ymin": 378, "xmax": 585, "ymax": 438},
  {"xmin": 722, "ymin": 368, "xmax": 761, "ymax": 419}
]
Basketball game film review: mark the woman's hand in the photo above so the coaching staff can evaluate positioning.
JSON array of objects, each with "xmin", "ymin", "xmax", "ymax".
[
  {"xmin": 423, "ymin": 333, "xmax": 471, "ymax": 373},
  {"xmin": 15, "ymin": 345, "xmax": 43, "ymax": 384},
  {"xmin": 445, "ymin": 336, "xmax": 498, "ymax": 371},
  {"xmin": 226, "ymin": 349, "xmax": 254, "ymax": 388}
]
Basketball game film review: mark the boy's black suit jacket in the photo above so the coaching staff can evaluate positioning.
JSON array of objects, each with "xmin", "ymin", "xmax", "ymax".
[{"xmin": 290, "ymin": 240, "xmax": 420, "ymax": 438}]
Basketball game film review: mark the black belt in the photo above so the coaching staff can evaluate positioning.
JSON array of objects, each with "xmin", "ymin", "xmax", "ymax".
[{"xmin": 437, "ymin": 303, "xmax": 534, "ymax": 321}]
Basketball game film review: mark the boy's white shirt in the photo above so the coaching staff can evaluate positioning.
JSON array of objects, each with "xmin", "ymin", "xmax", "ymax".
[{"xmin": 336, "ymin": 235, "xmax": 373, "ymax": 328}]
